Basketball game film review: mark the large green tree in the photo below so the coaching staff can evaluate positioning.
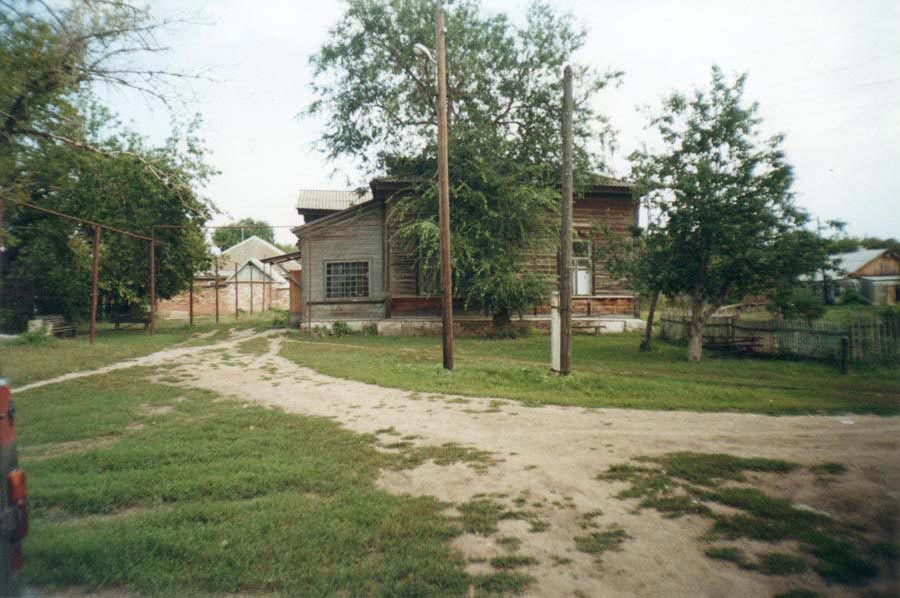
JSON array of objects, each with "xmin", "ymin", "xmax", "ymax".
[
  {"xmin": 629, "ymin": 67, "xmax": 825, "ymax": 361},
  {"xmin": 212, "ymin": 218, "xmax": 275, "ymax": 251},
  {"xmin": 308, "ymin": 0, "xmax": 621, "ymax": 326},
  {"xmin": 0, "ymin": 1, "xmax": 215, "ymax": 330}
]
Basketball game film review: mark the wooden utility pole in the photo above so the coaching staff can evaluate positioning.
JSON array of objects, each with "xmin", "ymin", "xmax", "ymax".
[
  {"xmin": 234, "ymin": 263, "xmax": 239, "ymax": 320},
  {"xmin": 90, "ymin": 226, "xmax": 101, "ymax": 344},
  {"xmin": 188, "ymin": 274, "xmax": 194, "ymax": 326},
  {"xmin": 215, "ymin": 257, "xmax": 220, "ymax": 324},
  {"xmin": 149, "ymin": 238, "xmax": 156, "ymax": 335},
  {"xmin": 559, "ymin": 65, "xmax": 574, "ymax": 375},
  {"xmin": 436, "ymin": 2, "xmax": 454, "ymax": 370}
]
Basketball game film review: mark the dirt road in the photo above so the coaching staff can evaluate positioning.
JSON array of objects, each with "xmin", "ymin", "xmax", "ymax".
[{"xmin": 26, "ymin": 331, "xmax": 900, "ymax": 597}]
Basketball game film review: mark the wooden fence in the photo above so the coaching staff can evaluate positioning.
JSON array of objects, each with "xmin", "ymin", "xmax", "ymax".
[{"xmin": 659, "ymin": 312, "xmax": 900, "ymax": 364}]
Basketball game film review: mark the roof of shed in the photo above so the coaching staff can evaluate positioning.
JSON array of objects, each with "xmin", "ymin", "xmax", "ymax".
[
  {"xmin": 832, "ymin": 248, "xmax": 889, "ymax": 274},
  {"xmin": 296, "ymin": 189, "xmax": 371, "ymax": 212}
]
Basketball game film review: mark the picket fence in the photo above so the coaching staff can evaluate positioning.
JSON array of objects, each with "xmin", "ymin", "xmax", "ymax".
[{"xmin": 659, "ymin": 312, "xmax": 900, "ymax": 364}]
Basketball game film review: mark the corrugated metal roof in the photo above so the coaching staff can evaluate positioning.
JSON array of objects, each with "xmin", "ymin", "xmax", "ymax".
[
  {"xmin": 296, "ymin": 189, "xmax": 371, "ymax": 211},
  {"xmin": 801, "ymin": 248, "xmax": 890, "ymax": 281},
  {"xmin": 832, "ymin": 248, "xmax": 887, "ymax": 275}
]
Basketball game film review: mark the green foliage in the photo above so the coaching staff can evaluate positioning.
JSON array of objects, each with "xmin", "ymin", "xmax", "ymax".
[
  {"xmin": 308, "ymin": 0, "xmax": 623, "ymax": 325},
  {"xmin": 6, "ymin": 329, "xmax": 55, "ymax": 347},
  {"xmin": 0, "ymin": 3, "xmax": 216, "ymax": 331},
  {"xmin": 773, "ymin": 288, "xmax": 826, "ymax": 320},
  {"xmin": 361, "ymin": 322, "xmax": 379, "ymax": 336},
  {"xmin": 212, "ymin": 218, "xmax": 275, "ymax": 250},
  {"xmin": 839, "ymin": 288, "xmax": 868, "ymax": 306},
  {"xmin": 629, "ymin": 67, "xmax": 826, "ymax": 360},
  {"xmin": 331, "ymin": 321, "xmax": 353, "ymax": 336}
]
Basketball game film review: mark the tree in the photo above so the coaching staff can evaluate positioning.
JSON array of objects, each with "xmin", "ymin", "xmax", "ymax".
[
  {"xmin": 307, "ymin": 0, "xmax": 622, "ymax": 326},
  {"xmin": 629, "ymin": 67, "xmax": 825, "ymax": 361},
  {"xmin": 212, "ymin": 218, "xmax": 275, "ymax": 251},
  {"xmin": 0, "ymin": 1, "xmax": 215, "ymax": 330}
]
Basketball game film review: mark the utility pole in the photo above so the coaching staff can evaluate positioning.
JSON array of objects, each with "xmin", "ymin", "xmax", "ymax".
[
  {"xmin": 215, "ymin": 256, "xmax": 220, "ymax": 324},
  {"xmin": 234, "ymin": 263, "xmax": 239, "ymax": 320},
  {"xmin": 149, "ymin": 238, "xmax": 156, "ymax": 335},
  {"xmin": 90, "ymin": 226, "xmax": 100, "ymax": 344},
  {"xmin": 559, "ymin": 65, "xmax": 574, "ymax": 375},
  {"xmin": 436, "ymin": 2, "xmax": 454, "ymax": 370}
]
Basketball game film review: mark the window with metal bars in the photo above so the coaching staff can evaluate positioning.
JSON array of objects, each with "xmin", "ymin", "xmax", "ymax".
[{"xmin": 325, "ymin": 261, "xmax": 370, "ymax": 299}]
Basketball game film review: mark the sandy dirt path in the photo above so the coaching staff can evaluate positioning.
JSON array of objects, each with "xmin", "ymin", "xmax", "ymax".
[{"xmin": 28, "ymin": 331, "xmax": 900, "ymax": 597}]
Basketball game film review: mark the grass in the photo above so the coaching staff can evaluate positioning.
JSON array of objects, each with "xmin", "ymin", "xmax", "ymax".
[
  {"xmin": 279, "ymin": 332, "xmax": 900, "ymax": 415},
  {"xmin": 574, "ymin": 526, "xmax": 630, "ymax": 556},
  {"xmin": 454, "ymin": 498, "xmax": 549, "ymax": 536},
  {"xmin": 600, "ymin": 452, "xmax": 891, "ymax": 588},
  {"xmin": 17, "ymin": 368, "xmax": 522, "ymax": 596},
  {"xmin": 489, "ymin": 555, "xmax": 538, "ymax": 570},
  {"xmin": 0, "ymin": 313, "xmax": 281, "ymax": 387}
]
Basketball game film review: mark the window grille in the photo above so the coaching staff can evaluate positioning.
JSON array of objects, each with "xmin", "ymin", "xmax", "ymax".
[{"xmin": 325, "ymin": 261, "xmax": 369, "ymax": 299}]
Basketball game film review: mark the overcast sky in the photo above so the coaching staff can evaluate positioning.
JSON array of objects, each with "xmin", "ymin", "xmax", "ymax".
[{"xmin": 102, "ymin": 0, "xmax": 900, "ymax": 246}]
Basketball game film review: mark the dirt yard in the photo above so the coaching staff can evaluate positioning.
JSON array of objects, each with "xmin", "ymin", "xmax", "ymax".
[{"xmin": 22, "ymin": 330, "xmax": 900, "ymax": 597}]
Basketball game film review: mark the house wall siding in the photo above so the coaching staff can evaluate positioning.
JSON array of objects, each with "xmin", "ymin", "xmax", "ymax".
[
  {"xmin": 856, "ymin": 253, "xmax": 900, "ymax": 277},
  {"xmin": 298, "ymin": 203, "xmax": 386, "ymax": 321}
]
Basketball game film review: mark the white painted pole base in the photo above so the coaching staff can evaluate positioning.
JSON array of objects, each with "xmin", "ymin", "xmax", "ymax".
[{"xmin": 550, "ymin": 291, "xmax": 561, "ymax": 373}]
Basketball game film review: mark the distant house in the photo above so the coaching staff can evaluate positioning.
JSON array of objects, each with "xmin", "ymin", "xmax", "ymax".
[
  {"xmin": 156, "ymin": 236, "xmax": 301, "ymax": 319},
  {"xmin": 291, "ymin": 177, "xmax": 640, "ymax": 332},
  {"xmin": 805, "ymin": 248, "xmax": 900, "ymax": 305}
]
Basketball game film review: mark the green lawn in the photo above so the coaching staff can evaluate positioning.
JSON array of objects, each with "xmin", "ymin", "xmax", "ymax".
[
  {"xmin": 0, "ymin": 312, "xmax": 282, "ymax": 387},
  {"xmin": 18, "ymin": 368, "xmax": 507, "ymax": 596},
  {"xmin": 279, "ymin": 332, "xmax": 900, "ymax": 416}
]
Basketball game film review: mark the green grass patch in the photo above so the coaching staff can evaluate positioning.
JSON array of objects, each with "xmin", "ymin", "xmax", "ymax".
[
  {"xmin": 278, "ymin": 332, "xmax": 900, "ymax": 415},
  {"xmin": 234, "ymin": 335, "xmax": 271, "ymax": 356},
  {"xmin": 470, "ymin": 571, "xmax": 534, "ymax": 594},
  {"xmin": 489, "ymin": 555, "xmax": 538, "ymax": 570},
  {"xmin": 17, "ymin": 369, "xmax": 488, "ymax": 596},
  {"xmin": 385, "ymin": 442, "xmax": 497, "ymax": 472},
  {"xmin": 809, "ymin": 462, "xmax": 847, "ymax": 476},
  {"xmin": 0, "ymin": 314, "xmax": 283, "ymax": 387},
  {"xmin": 757, "ymin": 553, "xmax": 808, "ymax": 576},
  {"xmin": 602, "ymin": 452, "xmax": 885, "ymax": 588},
  {"xmin": 774, "ymin": 591, "xmax": 821, "ymax": 598},
  {"xmin": 574, "ymin": 526, "xmax": 630, "ymax": 556}
]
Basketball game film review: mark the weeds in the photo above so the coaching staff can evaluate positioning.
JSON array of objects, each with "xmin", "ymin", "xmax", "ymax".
[
  {"xmin": 600, "ymin": 452, "xmax": 885, "ymax": 587},
  {"xmin": 574, "ymin": 526, "xmax": 630, "ymax": 556}
]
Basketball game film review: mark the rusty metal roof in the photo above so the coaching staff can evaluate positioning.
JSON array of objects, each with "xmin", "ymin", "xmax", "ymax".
[{"xmin": 296, "ymin": 189, "xmax": 371, "ymax": 212}]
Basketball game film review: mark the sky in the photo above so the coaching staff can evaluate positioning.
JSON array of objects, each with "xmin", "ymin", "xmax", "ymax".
[{"xmin": 102, "ymin": 0, "xmax": 900, "ymax": 246}]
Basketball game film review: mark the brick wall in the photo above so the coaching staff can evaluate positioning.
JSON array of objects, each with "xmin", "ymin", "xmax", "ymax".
[{"xmin": 157, "ymin": 281, "xmax": 289, "ymax": 318}]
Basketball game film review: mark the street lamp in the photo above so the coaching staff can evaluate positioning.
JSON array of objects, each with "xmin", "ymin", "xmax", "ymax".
[{"xmin": 415, "ymin": 4, "xmax": 454, "ymax": 370}]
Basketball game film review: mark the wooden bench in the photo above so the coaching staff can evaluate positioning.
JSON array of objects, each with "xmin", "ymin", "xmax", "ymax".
[
  {"xmin": 42, "ymin": 315, "xmax": 76, "ymax": 337},
  {"xmin": 110, "ymin": 312, "xmax": 151, "ymax": 331}
]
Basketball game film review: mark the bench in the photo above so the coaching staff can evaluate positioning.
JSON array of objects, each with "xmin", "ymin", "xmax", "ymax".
[
  {"xmin": 42, "ymin": 315, "xmax": 76, "ymax": 337},
  {"xmin": 110, "ymin": 312, "xmax": 151, "ymax": 331}
]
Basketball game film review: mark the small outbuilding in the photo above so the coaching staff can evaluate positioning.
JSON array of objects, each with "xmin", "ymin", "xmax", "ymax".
[{"xmin": 806, "ymin": 248, "xmax": 900, "ymax": 305}]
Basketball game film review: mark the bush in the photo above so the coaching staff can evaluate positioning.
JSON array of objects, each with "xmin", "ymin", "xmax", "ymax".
[
  {"xmin": 8, "ymin": 329, "xmax": 56, "ymax": 346},
  {"xmin": 839, "ymin": 288, "xmax": 868, "ymax": 306},
  {"xmin": 270, "ymin": 309, "xmax": 290, "ymax": 328},
  {"xmin": 361, "ymin": 322, "xmax": 379, "ymax": 336},
  {"xmin": 331, "ymin": 321, "xmax": 353, "ymax": 337},
  {"xmin": 877, "ymin": 304, "xmax": 900, "ymax": 319},
  {"xmin": 775, "ymin": 288, "xmax": 825, "ymax": 320}
]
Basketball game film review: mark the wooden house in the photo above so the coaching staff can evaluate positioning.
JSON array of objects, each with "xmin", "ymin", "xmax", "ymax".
[
  {"xmin": 292, "ymin": 178, "xmax": 640, "ymax": 330},
  {"xmin": 805, "ymin": 248, "xmax": 900, "ymax": 305}
]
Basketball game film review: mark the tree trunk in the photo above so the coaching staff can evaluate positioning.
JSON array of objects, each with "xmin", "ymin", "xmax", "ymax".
[
  {"xmin": 639, "ymin": 290, "xmax": 659, "ymax": 351},
  {"xmin": 686, "ymin": 297, "xmax": 706, "ymax": 362},
  {"xmin": 492, "ymin": 309, "xmax": 511, "ymax": 329}
]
